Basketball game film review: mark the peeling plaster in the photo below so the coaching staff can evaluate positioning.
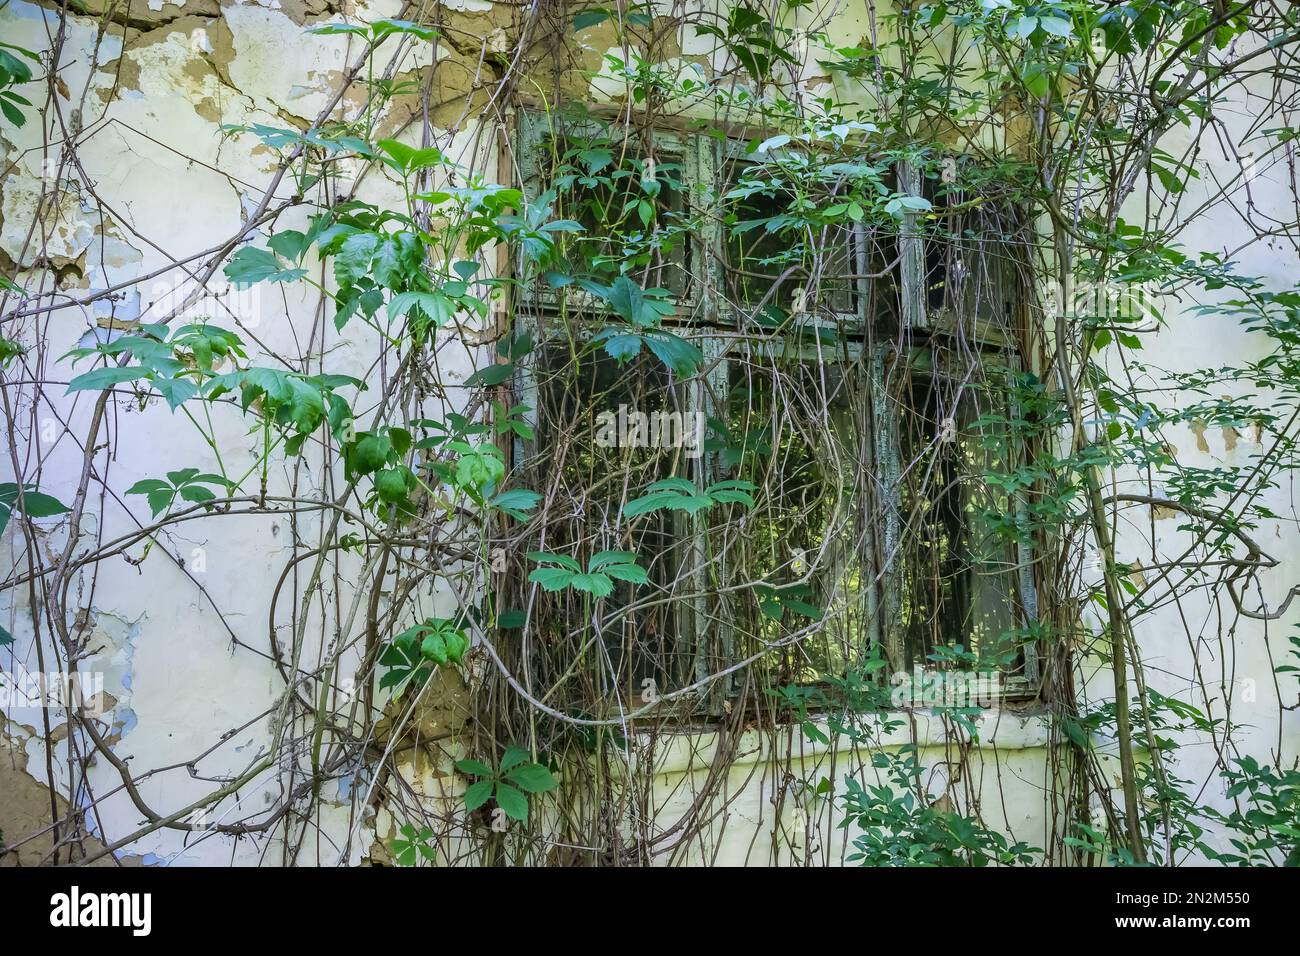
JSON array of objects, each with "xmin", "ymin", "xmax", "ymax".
[{"xmin": 0, "ymin": 179, "xmax": 95, "ymax": 267}]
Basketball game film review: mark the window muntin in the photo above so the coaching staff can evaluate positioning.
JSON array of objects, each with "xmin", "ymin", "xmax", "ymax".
[{"xmin": 901, "ymin": 159, "xmax": 1026, "ymax": 346}]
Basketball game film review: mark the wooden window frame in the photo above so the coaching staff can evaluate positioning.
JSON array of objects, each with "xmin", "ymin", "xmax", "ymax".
[
  {"xmin": 509, "ymin": 111, "xmax": 1042, "ymax": 708},
  {"xmin": 513, "ymin": 107, "xmax": 716, "ymax": 313}
]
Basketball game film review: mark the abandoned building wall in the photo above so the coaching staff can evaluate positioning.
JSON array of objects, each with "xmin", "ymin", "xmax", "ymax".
[{"xmin": 1, "ymin": 0, "xmax": 1296, "ymax": 865}]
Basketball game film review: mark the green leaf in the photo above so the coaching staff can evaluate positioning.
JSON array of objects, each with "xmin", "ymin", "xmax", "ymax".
[
  {"xmin": 370, "ymin": 19, "xmax": 437, "ymax": 42},
  {"xmin": 527, "ymin": 552, "xmax": 581, "ymax": 572},
  {"xmin": 573, "ymin": 9, "xmax": 610, "ymax": 29},
  {"xmin": 370, "ymin": 236, "xmax": 406, "ymax": 289},
  {"xmin": 377, "ymin": 139, "xmax": 443, "ymax": 173},
  {"xmin": 499, "ymin": 746, "xmax": 530, "ymax": 772},
  {"xmin": 1, "ymin": 98, "xmax": 26, "ymax": 127},
  {"xmin": 66, "ymin": 366, "xmax": 147, "ymax": 394},
  {"xmin": 606, "ymin": 276, "xmax": 648, "ymax": 326},
  {"xmin": 177, "ymin": 484, "xmax": 216, "ymax": 505},
  {"xmin": 420, "ymin": 629, "xmax": 449, "ymax": 664},
  {"xmin": 350, "ymin": 433, "xmax": 391, "ymax": 475},
  {"xmin": 267, "ymin": 230, "xmax": 309, "ymax": 263},
  {"xmin": 602, "ymin": 562, "xmax": 648, "ymax": 585},
  {"xmin": 125, "ymin": 479, "xmax": 171, "ymax": 495},
  {"xmin": 1021, "ymin": 62, "xmax": 1051, "ymax": 99},
  {"xmin": 464, "ymin": 363, "xmax": 514, "ymax": 387},
  {"xmin": 387, "ymin": 290, "xmax": 455, "ymax": 329},
  {"xmin": 488, "ymin": 488, "xmax": 541, "ymax": 519},
  {"xmin": 335, "ymin": 232, "xmax": 379, "ymax": 286},
  {"xmin": 6, "ymin": 490, "xmax": 69, "ymax": 518},
  {"xmin": 374, "ymin": 467, "xmax": 411, "ymax": 504},
  {"xmin": 306, "ymin": 22, "xmax": 370, "ymax": 37},
  {"xmin": 166, "ymin": 468, "xmax": 201, "ymax": 486},
  {"xmin": 642, "ymin": 332, "xmax": 703, "ymax": 376},
  {"xmin": 224, "ymin": 246, "xmax": 307, "ymax": 287},
  {"xmin": 568, "ymin": 573, "xmax": 614, "ymax": 598},
  {"xmin": 596, "ymin": 332, "xmax": 644, "ymax": 365},
  {"xmin": 494, "ymin": 783, "xmax": 529, "ymax": 822},
  {"xmin": 455, "ymin": 758, "xmax": 494, "ymax": 777},
  {"xmin": 442, "ymin": 629, "xmax": 468, "ymax": 665},
  {"xmin": 463, "ymin": 779, "xmax": 494, "ymax": 812},
  {"xmin": 378, "ymin": 632, "xmax": 429, "ymax": 691},
  {"xmin": 504, "ymin": 763, "xmax": 559, "ymax": 794},
  {"xmin": 498, "ymin": 610, "xmax": 526, "ymax": 628},
  {"xmin": 528, "ymin": 567, "xmax": 575, "ymax": 592},
  {"xmin": 587, "ymin": 550, "xmax": 639, "ymax": 570},
  {"xmin": 623, "ymin": 490, "xmax": 695, "ymax": 517},
  {"xmin": 152, "ymin": 376, "xmax": 199, "ymax": 411},
  {"xmin": 1152, "ymin": 163, "xmax": 1186, "ymax": 194},
  {"xmin": 1038, "ymin": 16, "xmax": 1072, "ymax": 38}
]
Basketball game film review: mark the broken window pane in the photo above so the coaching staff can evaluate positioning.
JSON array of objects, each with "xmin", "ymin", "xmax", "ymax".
[
  {"xmin": 528, "ymin": 344, "xmax": 698, "ymax": 702},
  {"xmin": 894, "ymin": 361, "xmax": 1028, "ymax": 676},
  {"xmin": 722, "ymin": 163, "xmax": 857, "ymax": 318},
  {"xmin": 721, "ymin": 354, "xmax": 873, "ymax": 684}
]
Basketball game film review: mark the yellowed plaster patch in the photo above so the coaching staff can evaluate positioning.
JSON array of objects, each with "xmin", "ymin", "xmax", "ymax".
[
  {"xmin": 0, "ymin": 179, "xmax": 95, "ymax": 267},
  {"xmin": 1191, "ymin": 420, "xmax": 1210, "ymax": 453}
]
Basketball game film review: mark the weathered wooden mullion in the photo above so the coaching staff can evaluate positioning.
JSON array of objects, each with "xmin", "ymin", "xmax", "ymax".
[{"xmin": 896, "ymin": 159, "xmax": 928, "ymax": 335}]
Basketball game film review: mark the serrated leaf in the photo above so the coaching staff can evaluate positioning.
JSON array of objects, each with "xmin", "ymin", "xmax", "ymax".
[
  {"xmin": 494, "ymin": 783, "xmax": 529, "ymax": 822},
  {"xmin": 488, "ymin": 488, "xmax": 541, "ymax": 519},
  {"xmin": 528, "ymin": 567, "xmax": 575, "ymax": 592},
  {"xmin": 568, "ymin": 573, "xmax": 614, "ymax": 598},
  {"xmin": 463, "ymin": 779, "xmax": 494, "ymax": 812},
  {"xmin": 224, "ymin": 246, "xmax": 306, "ymax": 287},
  {"xmin": 455, "ymin": 758, "xmax": 493, "ymax": 777},
  {"xmin": 587, "ymin": 550, "xmax": 638, "ymax": 570},
  {"xmin": 177, "ymin": 484, "xmax": 216, "ymax": 504},
  {"xmin": 504, "ymin": 763, "xmax": 558, "ymax": 794},
  {"xmin": 643, "ymin": 333, "xmax": 702, "ymax": 376},
  {"xmin": 602, "ymin": 563, "xmax": 648, "ymax": 585},
  {"xmin": 66, "ymin": 366, "xmax": 147, "ymax": 394},
  {"xmin": 499, "ymin": 746, "xmax": 530, "ymax": 772},
  {"xmin": 527, "ymin": 552, "xmax": 581, "ymax": 572}
]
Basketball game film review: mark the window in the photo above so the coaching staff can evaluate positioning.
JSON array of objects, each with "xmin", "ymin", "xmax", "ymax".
[
  {"xmin": 512, "ymin": 108, "xmax": 1040, "ymax": 708},
  {"xmin": 517, "ymin": 340, "xmax": 700, "ymax": 705},
  {"xmin": 719, "ymin": 140, "xmax": 860, "ymax": 320},
  {"xmin": 514, "ymin": 107, "xmax": 714, "ymax": 308},
  {"xmin": 717, "ymin": 341, "xmax": 875, "ymax": 688},
  {"xmin": 876, "ymin": 344, "xmax": 1040, "ymax": 689},
  {"xmin": 898, "ymin": 158, "xmax": 1026, "ymax": 346}
]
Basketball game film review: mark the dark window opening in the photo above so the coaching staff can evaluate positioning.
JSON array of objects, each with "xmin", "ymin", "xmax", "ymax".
[
  {"xmin": 894, "ymin": 366, "xmax": 1028, "ymax": 676},
  {"xmin": 722, "ymin": 165, "xmax": 857, "ymax": 318},
  {"xmin": 723, "ymin": 356, "xmax": 872, "ymax": 685}
]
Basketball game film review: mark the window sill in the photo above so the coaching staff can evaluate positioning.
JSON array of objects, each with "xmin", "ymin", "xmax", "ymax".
[{"xmin": 634, "ymin": 707, "xmax": 1054, "ymax": 777}]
